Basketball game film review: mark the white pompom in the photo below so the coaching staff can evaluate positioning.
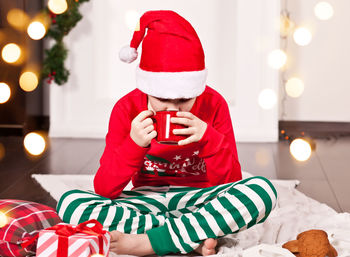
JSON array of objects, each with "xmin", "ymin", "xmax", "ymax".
[{"xmin": 119, "ymin": 46, "xmax": 138, "ymax": 63}]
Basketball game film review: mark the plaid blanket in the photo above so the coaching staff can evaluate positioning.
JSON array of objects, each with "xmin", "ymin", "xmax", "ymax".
[{"xmin": 0, "ymin": 199, "xmax": 62, "ymax": 257}]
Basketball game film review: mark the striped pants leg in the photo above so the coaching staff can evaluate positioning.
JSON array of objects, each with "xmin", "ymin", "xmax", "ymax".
[{"xmin": 57, "ymin": 176, "xmax": 277, "ymax": 255}]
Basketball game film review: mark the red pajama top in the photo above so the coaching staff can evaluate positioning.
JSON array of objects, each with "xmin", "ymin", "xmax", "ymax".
[{"xmin": 94, "ymin": 86, "xmax": 242, "ymax": 199}]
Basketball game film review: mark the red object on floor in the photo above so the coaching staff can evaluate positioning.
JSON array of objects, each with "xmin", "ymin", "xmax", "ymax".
[
  {"xmin": 36, "ymin": 220, "xmax": 110, "ymax": 257},
  {"xmin": 0, "ymin": 199, "xmax": 62, "ymax": 257}
]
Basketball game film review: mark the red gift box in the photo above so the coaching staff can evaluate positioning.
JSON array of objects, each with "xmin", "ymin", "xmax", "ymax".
[{"xmin": 30, "ymin": 219, "xmax": 110, "ymax": 257}]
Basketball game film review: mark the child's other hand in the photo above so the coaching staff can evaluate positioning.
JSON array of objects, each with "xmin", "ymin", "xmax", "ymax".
[
  {"xmin": 130, "ymin": 110, "xmax": 157, "ymax": 148},
  {"xmin": 171, "ymin": 112, "xmax": 207, "ymax": 146}
]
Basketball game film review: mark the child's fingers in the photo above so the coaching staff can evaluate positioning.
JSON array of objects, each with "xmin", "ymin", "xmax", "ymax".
[
  {"xmin": 171, "ymin": 117, "xmax": 191, "ymax": 126},
  {"xmin": 173, "ymin": 127, "xmax": 194, "ymax": 135},
  {"xmin": 141, "ymin": 117, "xmax": 153, "ymax": 128},
  {"xmin": 144, "ymin": 124, "xmax": 155, "ymax": 134},
  {"xmin": 176, "ymin": 111, "xmax": 195, "ymax": 119},
  {"xmin": 146, "ymin": 130, "xmax": 157, "ymax": 140},
  {"xmin": 178, "ymin": 135, "xmax": 196, "ymax": 146},
  {"xmin": 134, "ymin": 110, "xmax": 154, "ymax": 123}
]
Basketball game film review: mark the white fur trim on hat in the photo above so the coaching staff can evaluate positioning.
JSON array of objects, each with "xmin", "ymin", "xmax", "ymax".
[
  {"xmin": 136, "ymin": 66, "xmax": 207, "ymax": 99},
  {"xmin": 119, "ymin": 46, "xmax": 138, "ymax": 63}
]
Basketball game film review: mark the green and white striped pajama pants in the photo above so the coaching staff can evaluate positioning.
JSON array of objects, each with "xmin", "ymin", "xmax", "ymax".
[{"xmin": 57, "ymin": 176, "xmax": 277, "ymax": 256}]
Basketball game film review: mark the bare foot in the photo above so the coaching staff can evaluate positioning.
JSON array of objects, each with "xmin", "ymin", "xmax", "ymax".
[
  {"xmin": 195, "ymin": 238, "xmax": 218, "ymax": 256},
  {"xmin": 109, "ymin": 230, "xmax": 155, "ymax": 256}
]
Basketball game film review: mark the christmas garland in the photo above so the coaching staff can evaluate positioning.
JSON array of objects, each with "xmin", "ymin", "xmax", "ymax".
[{"xmin": 42, "ymin": 0, "xmax": 90, "ymax": 85}]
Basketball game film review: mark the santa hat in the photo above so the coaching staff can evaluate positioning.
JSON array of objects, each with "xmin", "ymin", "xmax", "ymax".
[{"xmin": 119, "ymin": 10, "xmax": 207, "ymax": 99}]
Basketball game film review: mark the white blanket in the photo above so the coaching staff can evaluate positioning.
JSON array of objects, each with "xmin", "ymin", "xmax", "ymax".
[{"xmin": 32, "ymin": 172, "xmax": 350, "ymax": 257}]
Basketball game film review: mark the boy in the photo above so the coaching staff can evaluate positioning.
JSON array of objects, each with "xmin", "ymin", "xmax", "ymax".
[{"xmin": 57, "ymin": 10, "xmax": 277, "ymax": 256}]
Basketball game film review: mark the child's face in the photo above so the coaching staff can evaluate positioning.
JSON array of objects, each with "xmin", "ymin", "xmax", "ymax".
[{"xmin": 148, "ymin": 95, "xmax": 196, "ymax": 112}]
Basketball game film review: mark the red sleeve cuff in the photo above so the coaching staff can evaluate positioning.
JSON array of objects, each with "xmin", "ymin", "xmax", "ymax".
[{"xmin": 198, "ymin": 124, "xmax": 225, "ymax": 158}]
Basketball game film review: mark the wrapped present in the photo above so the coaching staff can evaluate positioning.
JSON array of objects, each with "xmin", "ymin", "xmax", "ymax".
[{"xmin": 34, "ymin": 219, "xmax": 110, "ymax": 257}]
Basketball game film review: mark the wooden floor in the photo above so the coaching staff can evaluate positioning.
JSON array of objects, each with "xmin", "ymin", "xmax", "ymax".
[{"xmin": 0, "ymin": 136, "xmax": 349, "ymax": 213}]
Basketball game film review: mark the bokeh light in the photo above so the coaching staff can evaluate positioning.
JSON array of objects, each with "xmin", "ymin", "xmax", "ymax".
[
  {"xmin": 293, "ymin": 27, "xmax": 312, "ymax": 46},
  {"xmin": 290, "ymin": 138, "xmax": 312, "ymax": 162},
  {"xmin": 255, "ymin": 148, "xmax": 271, "ymax": 167},
  {"xmin": 0, "ymin": 82, "xmax": 11, "ymax": 104},
  {"xmin": 258, "ymin": 89, "xmax": 277, "ymax": 110},
  {"xmin": 1, "ymin": 43, "xmax": 21, "ymax": 63},
  {"xmin": 48, "ymin": 0, "xmax": 68, "ymax": 15},
  {"xmin": 27, "ymin": 21, "xmax": 46, "ymax": 40},
  {"xmin": 125, "ymin": 10, "xmax": 141, "ymax": 31},
  {"xmin": 20, "ymin": 71, "xmax": 39, "ymax": 92},
  {"xmin": 24, "ymin": 132, "xmax": 46, "ymax": 156},
  {"xmin": 91, "ymin": 254, "xmax": 105, "ymax": 257},
  {"xmin": 0, "ymin": 211, "xmax": 8, "ymax": 228},
  {"xmin": 268, "ymin": 49, "xmax": 287, "ymax": 69},
  {"xmin": 314, "ymin": 2, "xmax": 334, "ymax": 20},
  {"xmin": 7, "ymin": 8, "xmax": 30, "ymax": 31},
  {"xmin": 285, "ymin": 77, "xmax": 304, "ymax": 98}
]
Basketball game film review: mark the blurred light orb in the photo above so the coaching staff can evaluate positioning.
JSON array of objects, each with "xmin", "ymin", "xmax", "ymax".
[
  {"xmin": 2, "ymin": 43, "xmax": 21, "ymax": 63},
  {"xmin": 48, "ymin": 0, "xmax": 68, "ymax": 15},
  {"xmin": 0, "ymin": 82, "xmax": 11, "ymax": 104},
  {"xmin": 0, "ymin": 212, "xmax": 7, "ymax": 228},
  {"xmin": 20, "ymin": 72, "xmax": 39, "ymax": 92},
  {"xmin": 27, "ymin": 21, "xmax": 46, "ymax": 40},
  {"xmin": 24, "ymin": 132, "xmax": 46, "ymax": 156},
  {"xmin": 125, "ymin": 10, "xmax": 141, "ymax": 31},
  {"xmin": 290, "ymin": 138, "xmax": 312, "ymax": 162},
  {"xmin": 285, "ymin": 77, "xmax": 304, "ymax": 98},
  {"xmin": 293, "ymin": 27, "xmax": 312, "ymax": 46},
  {"xmin": 258, "ymin": 89, "xmax": 277, "ymax": 110},
  {"xmin": 314, "ymin": 2, "xmax": 334, "ymax": 20},
  {"xmin": 7, "ymin": 8, "xmax": 30, "ymax": 31},
  {"xmin": 268, "ymin": 49, "xmax": 287, "ymax": 69},
  {"xmin": 91, "ymin": 255, "xmax": 105, "ymax": 257},
  {"xmin": 255, "ymin": 148, "xmax": 270, "ymax": 167}
]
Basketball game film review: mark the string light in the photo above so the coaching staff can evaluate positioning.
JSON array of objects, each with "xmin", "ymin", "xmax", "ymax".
[
  {"xmin": 293, "ymin": 27, "xmax": 312, "ymax": 46},
  {"xmin": 279, "ymin": 0, "xmax": 317, "ymax": 161},
  {"xmin": 280, "ymin": 14, "xmax": 294, "ymax": 38},
  {"xmin": 20, "ymin": 71, "xmax": 39, "ymax": 92},
  {"xmin": 0, "ymin": 82, "xmax": 11, "ymax": 104},
  {"xmin": 258, "ymin": 89, "xmax": 277, "ymax": 110},
  {"xmin": 23, "ymin": 132, "xmax": 46, "ymax": 156},
  {"xmin": 48, "ymin": 0, "xmax": 68, "ymax": 15},
  {"xmin": 290, "ymin": 138, "xmax": 312, "ymax": 161},
  {"xmin": 285, "ymin": 77, "xmax": 304, "ymax": 98},
  {"xmin": 7, "ymin": 8, "xmax": 30, "ymax": 31},
  {"xmin": 314, "ymin": 2, "xmax": 334, "ymax": 21},
  {"xmin": 268, "ymin": 49, "xmax": 287, "ymax": 70},
  {"xmin": 1, "ymin": 43, "xmax": 21, "ymax": 64},
  {"xmin": 27, "ymin": 21, "xmax": 46, "ymax": 40}
]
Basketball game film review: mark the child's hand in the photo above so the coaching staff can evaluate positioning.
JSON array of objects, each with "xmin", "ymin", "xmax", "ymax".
[
  {"xmin": 171, "ymin": 112, "xmax": 207, "ymax": 146},
  {"xmin": 130, "ymin": 110, "xmax": 157, "ymax": 147}
]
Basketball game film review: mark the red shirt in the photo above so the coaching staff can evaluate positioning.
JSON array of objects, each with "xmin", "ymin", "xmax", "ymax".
[{"xmin": 94, "ymin": 86, "xmax": 241, "ymax": 198}]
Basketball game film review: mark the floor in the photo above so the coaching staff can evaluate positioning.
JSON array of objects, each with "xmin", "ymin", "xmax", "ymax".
[{"xmin": 0, "ymin": 136, "xmax": 349, "ymax": 213}]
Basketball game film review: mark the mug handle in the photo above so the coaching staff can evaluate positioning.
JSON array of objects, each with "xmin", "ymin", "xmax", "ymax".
[{"xmin": 243, "ymin": 244, "xmax": 296, "ymax": 257}]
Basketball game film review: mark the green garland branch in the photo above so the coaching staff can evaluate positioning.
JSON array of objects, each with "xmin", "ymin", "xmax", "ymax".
[{"xmin": 42, "ymin": 0, "xmax": 90, "ymax": 85}]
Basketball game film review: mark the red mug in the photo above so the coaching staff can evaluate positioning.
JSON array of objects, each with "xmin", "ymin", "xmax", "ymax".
[{"xmin": 152, "ymin": 110, "xmax": 187, "ymax": 144}]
